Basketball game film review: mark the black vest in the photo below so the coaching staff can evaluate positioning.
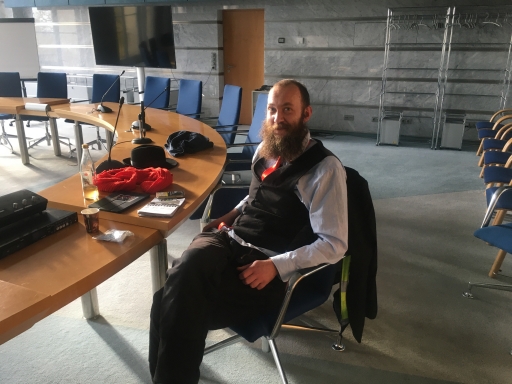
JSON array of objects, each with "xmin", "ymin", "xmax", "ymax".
[{"xmin": 233, "ymin": 140, "xmax": 335, "ymax": 252}]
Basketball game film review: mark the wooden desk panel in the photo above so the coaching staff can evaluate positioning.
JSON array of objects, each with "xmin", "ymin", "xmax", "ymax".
[
  {"xmin": 0, "ymin": 280, "xmax": 51, "ymax": 345},
  {"xmin": 40, "ymin": 104, "xmax": 227, "ymax": 236},
  {"xmin": 0, "ymin": 219, "xmax": 162, "ymax": 317}
]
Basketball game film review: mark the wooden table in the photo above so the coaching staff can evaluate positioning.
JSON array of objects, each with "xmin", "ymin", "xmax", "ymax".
[
  {"xmin": 0, "ymin": 100, "xmax": 227, "ymax": 345},
  {"xmin": 0, "ymin": 97, "xmax": 70, "ymax": 165},
  {"xmin": 38, "ymin": 101, "xmax": 227, "ymax": 313},
  {"xmin": 0, "ymin": 218, "xmax": 162, "ymax": 345}
]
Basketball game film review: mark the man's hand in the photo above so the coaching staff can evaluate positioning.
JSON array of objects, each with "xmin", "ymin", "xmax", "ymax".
[
  {"xmin": 202, "ymin": 208, "xmax": 240, "ymax": 232},
  {"xmin": 237, "ymin": 259, "xmax": 278, "ymax": 290}
]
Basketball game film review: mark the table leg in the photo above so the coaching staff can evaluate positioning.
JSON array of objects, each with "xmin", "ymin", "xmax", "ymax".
[
  {"xmin": 49, "ymin": 117, "xmax": 61, "ymax": 156},
  {"xmin": 81, "ymin": 288, "xmax": 100, "ymax": 319},
  {"xmin": 149, "ymin": 239, "xmax": 168, "ymax": 293},
  {"xmin": 14, "ymin": 115, "xmax": 29, "ymax": 165},
  {"xmin": 74, "ymin": 121, "xmax": 83, "ymax": 167}
]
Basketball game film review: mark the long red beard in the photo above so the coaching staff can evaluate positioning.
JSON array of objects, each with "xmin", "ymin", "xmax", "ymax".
[{"xmin": 259, "ymin": 118, "xmax": 308, "ymax": 161}]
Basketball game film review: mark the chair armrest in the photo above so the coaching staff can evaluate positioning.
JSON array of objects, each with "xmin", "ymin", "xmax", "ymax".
[
  {"xmin": 269, "ymin": 263, "xmax": 334, "ymax": 339},
  {"xmin": 481, "ymin": 185, "xmax": 512, "ymax": 227}
]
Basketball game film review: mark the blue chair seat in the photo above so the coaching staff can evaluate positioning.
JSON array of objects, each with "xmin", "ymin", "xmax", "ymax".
[
  {"xmin": 483, "ymin": 166, "xmax": 512, "ymax": 184},
  {"xmin": 486, "ymin": 187, "xmax": 512, "ymax": 209},
  {"xmin": 474, "ymin": 223, "xmax": 512, "ymax": 255},
  {"xmin": 483, "ymin": 151, "xmax": 512, "ymax": 166},
  {"xmin": 231, "ymin": 263, "xmax": 339, "ymax": 343}
]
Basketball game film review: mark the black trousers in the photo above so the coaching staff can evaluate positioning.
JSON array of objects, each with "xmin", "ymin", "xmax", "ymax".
[{"xmin": 149, "ymin": 230, "xmax": 286, "ymax": 384}]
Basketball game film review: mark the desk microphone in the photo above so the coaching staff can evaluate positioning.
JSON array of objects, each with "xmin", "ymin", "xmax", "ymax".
[
  {"xmin": 96, "ymin": 96, "xmax": 125, "ymax": 173},
  {"xmin": 132, "ymin": 103, "xmax": 153, "ymax": 144},
  {"xmin": 131, "ymin": 85, "xmax": 170, "ymax": 131},
  {"xmin": 97, "ymin": 70, "xmax": 125, "ymax": 113}
]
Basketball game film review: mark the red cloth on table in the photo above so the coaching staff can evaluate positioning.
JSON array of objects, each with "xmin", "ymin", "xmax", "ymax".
[{"xmin": 95, "ymin": 167, "xmax": 173, "ymax": 194}]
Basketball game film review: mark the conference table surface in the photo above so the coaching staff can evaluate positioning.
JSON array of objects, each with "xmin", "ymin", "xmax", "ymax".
[
  {"xmin": 0, "ymin": 218, "xmax": 162, "ymax": 345},
  {"xmin": 0, "ymin": 97, "xmax": 70, "ymax": 115},
  {"xmin": 39, "ymin": 101, "xmax": 228, "ymax": 237},
  {"xmin": 1, "ymin": 101, "xmax": 228, "ymax": 345}
]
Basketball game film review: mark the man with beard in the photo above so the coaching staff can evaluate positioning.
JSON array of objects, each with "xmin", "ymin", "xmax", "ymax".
[{"xmin": 149, "ymin": 79, "xmax": 348, "ymax": 384}]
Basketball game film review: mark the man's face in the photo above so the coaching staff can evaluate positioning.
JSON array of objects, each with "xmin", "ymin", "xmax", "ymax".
[
  {"xmin": 265, "ymin": 85, "xmax": 312, "ymax": 139},
  {"xmin": 259, "ymin": 84, "xmax": 312, "ymax": 161}
]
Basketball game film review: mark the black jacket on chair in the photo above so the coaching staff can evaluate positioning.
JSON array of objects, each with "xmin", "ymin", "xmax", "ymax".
[{"xmin": 333, "ymin": 166, "xmax": 378, "ymax": 343}]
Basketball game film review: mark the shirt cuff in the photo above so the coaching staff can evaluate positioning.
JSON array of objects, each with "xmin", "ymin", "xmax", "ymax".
[{"xmin": 270, "ymin": 253, "xmax": 295, "ymax": 282}]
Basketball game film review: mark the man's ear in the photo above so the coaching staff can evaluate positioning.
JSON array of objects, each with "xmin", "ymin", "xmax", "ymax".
[{"xmin": 303, "ymin": 105, "xmax": 312, "ymax": 123}]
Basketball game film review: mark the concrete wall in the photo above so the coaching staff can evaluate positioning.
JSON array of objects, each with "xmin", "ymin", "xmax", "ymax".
[{"xmin": 2, "ymin": 0, "xmax": 512, "ymax": 140}]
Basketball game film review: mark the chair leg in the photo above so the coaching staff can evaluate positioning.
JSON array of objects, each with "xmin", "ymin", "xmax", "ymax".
[
  {"xmin": 203, "ymin": 334, "xmax": 243, "ymax": 356},
  {"xmin": 27, "ymin": 121, "xmax": 52, "ymax": 149},
  {"xmin": 268, "ymin": 339, "xmax": 288, "ymax": 384},
  {"xmin": 261, "ymin": 336, "xmax": 270, "ymax": 353},
  {"xmin": 476, "ymin": 140, "xmax": 483, "ymax": 156},
  {"xmin": 462, "ymin": 281, "xmax": 512, "ymax": 298},
  {"xmin": 489, "ymin": 249, "xmax": 507, "ymax": 278},
  {"xmin": 0, "ymin": 121, "xmax": 14, "ymax": 153},
  {"xmin": 478, "ymin": 152, "xmax": 485, "ymax": 167},
  {"xmin": 332, "ymin": 332, "xmax": 346, "ymax": 351},
  {"xmin": 492, "ymin": 210, "xmax": 507, "ymax": 226}
]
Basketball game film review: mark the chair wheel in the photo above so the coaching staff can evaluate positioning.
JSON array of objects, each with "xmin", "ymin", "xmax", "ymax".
[
  {"xmin": 332, "ymin": 342, "xmax": 345, "ymax": 352},
  {"xmin": 462, "ymin": 291, "xmax": 474, "ymax": 299}
]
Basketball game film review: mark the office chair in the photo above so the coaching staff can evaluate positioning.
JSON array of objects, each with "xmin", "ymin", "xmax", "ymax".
[
  {"xmin": 466, "ymin": 185, "xmax": 512, "ymax": 280},
  {"xmin": 463, "ymin": 185, "xmax": 512, "ymax": 355},
  {"xmin": 482, "ymin": 165, "xmax": 512, "ymax": 230},
  {"xmin": 203, "ymin": 166, "xmax": 377, "ymax": 383},
  {"xmin": 66, "ymin": 74, "xmax": 121, "ymax": 151},
  {"xmin": 189, "ymin": 93, "xmax": 266, "ymax": 221},
  {"xmin": 0, "ymin": 72, "xmax": 22, "ymax": 153},
  {"xmin": 23, "ymin": 72, "xmax": 73, "ymax": 155},
  {"xmin": 200, "ymin": 84, "xmax": 242, "ymax": 145},
  {"xmin": 224, "ymin": 92, "xmax": 268, "ymax": 173},
  {"xmin": 174, "ymin": 79, "xmax": 202, "ymax": 119},
  {"xmin": 143, "ymin": 76, "xmax": 170, "ymax": 109}
]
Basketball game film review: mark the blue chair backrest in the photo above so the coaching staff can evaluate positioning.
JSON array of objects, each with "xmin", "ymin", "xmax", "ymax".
[
  {"xmin": 0, "ymin": 72, "xmax": 22, "ymax": 97},
  {"xmin": 92, "ymin": 74, "xmax": 120, "ymax": 103},
  {"xmin": 241, "ymin": 93, "xmax": 268, "ymax": 159},
  {"xmin": 144, "ymin": 76, "xmax": 170, "ymax": 109},
  {"xmin": 483, "ymin": 165, "xmax": 512, "ymax": 185},
  {"xmin": 176, "ymin": 79, "xmax": 202, "ymax": 119},
  {"xmin": 37, "ymin": 72, "xmax": 67, "ymax": 99},
  {"xmin": 217, "ymin": 84, "xmax": 242, "ymax": 145}
]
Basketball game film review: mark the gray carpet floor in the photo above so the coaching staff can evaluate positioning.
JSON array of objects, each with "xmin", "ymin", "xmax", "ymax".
[{"xmin": 0, "ymin": 120, "xmax": 510, "ymax": 383}]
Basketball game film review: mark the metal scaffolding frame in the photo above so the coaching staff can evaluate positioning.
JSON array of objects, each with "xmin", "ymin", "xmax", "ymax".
[{"xmin": 377, "ymin": 6, "xmax": 512, "ymax": 149}]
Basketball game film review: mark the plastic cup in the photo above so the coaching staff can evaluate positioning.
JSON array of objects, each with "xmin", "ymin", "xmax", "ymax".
[{"xmin": 81, "ymin": 208, "xmax": 100, "ymax": 233}]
